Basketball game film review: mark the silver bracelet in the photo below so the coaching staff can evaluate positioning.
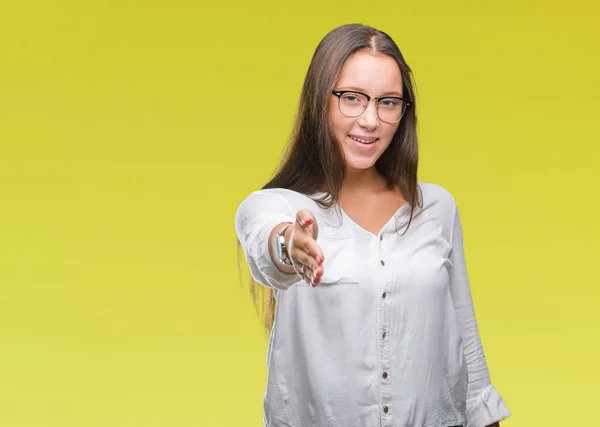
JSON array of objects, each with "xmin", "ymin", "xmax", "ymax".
[{"xmin": 275, "ymin": 223, "xmax": 293, "ymax": 266}]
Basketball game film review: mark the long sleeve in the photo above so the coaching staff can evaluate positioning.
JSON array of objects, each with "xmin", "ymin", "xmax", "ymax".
[
  {"xmin": 448, "ymin": 199, "xmax": 511, "ymax": 427},
  {"xmin": 235, "ymin": 190, "xmax": 301, "ymax": 291}
]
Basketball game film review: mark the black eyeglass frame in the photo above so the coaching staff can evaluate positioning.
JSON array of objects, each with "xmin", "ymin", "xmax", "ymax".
[{"xmin": 331, "ymin": 89, "xmax": 413, "ymax": 124}]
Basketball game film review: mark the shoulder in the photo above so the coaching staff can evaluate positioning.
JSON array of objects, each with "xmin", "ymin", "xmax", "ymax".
[
  {"xmin": 236, "ymin": 187, "xmax": 322, "ymax": 216},
  {"xmin": 418, "ymin": 181, "xmax": 457, "ymax": 214},
  {"xmin": 416, "ymin": 181, "xmax": 461, "ymax": 239},
  {"xmin": 241, "ymin": 188, "xmax": 317, "ymax": 205}
]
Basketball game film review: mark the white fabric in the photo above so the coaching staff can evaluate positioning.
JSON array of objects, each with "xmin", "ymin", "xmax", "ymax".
[{"xmin": 235, "ymin": 181, "xmax": 511, "ymax": 427}]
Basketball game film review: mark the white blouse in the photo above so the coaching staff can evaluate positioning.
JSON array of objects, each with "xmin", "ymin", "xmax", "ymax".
[{"xmin": 234, "ymin": 182, "xmax": 510, "ymax": 427}]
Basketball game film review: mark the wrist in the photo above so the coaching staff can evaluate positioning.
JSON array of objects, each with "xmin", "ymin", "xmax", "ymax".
[
  {"xmin": 271, "ymin": 222, "xmax": 294, "ymax": 273},
  {"xmin": 283, "ymin": 222, "xmax": 294, "ymax": 257}
]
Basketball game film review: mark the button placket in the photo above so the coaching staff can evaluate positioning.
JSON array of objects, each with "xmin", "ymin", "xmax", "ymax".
[{"xmin": 377, "ymin": 233, "xmax": 392, "ymax": 425}]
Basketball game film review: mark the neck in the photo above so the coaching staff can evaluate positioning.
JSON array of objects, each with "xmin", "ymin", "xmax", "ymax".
[{"xmin": 340, "ymin": 167, "xmax": 388, "ymax": 195}]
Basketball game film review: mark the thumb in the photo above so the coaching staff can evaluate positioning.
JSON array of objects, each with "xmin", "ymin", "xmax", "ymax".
[{"xmin": 296, "ymin": 209, "xmax": 318, "ymax": 239}]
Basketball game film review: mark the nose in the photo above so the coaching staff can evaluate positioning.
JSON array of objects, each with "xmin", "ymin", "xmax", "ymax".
[{"xmin": 357, "ymin": 99, "xmax": 378, "ymax": 130}]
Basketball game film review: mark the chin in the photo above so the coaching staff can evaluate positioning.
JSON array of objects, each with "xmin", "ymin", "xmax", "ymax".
[
  {"xmin": 341, "ymin": 142, "xmax": 387, "ymax": 172},
  {"xmin": 345, "ymin": 157, "xmax": 377, "ymax": 171}
]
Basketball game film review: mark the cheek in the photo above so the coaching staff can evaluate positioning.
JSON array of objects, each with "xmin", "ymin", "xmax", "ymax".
[
  {"xmin": 375, "ymin": 126, "xmax": 399, "ymax": 154},
  {"xmin": 382, "ymin": 125, "xmax": 399, "ymax": 143},
  {"xmin": 328, "ymin": 110, "xmax": 350, "ymax": 138}
]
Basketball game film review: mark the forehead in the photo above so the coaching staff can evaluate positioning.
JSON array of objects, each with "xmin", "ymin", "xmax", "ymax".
[{"xmin": 335, "ymin": 50, "xmax": 403, "ymax": 94}]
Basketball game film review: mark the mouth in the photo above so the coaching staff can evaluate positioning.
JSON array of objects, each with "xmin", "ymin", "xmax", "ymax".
[{"xmin": 349, "ymin": 135, "xmax": 378, "ymax": 145}]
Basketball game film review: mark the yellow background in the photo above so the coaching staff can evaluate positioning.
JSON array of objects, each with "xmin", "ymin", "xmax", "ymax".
[{"xmin": 1, "ymin": 1, "xmax": 598, "ymax": 426}]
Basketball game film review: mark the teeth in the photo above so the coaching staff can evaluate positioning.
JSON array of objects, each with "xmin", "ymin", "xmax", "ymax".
[{"xmin": 350, "ymin": 136, "xmax": 376, "ymax": 144}]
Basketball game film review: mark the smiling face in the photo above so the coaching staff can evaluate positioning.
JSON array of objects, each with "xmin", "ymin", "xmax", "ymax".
[{"xmin": 328, "ymin": 50, "xmax": 404, "ymax": 172}]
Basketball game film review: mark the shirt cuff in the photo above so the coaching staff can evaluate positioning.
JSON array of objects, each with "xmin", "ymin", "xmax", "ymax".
[{"xmin": 466, "ymin": 384, "xmax": 511, "ymax": 427}]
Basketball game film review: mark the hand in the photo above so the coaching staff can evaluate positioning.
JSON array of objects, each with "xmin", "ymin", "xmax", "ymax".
[{"xmin": 286, "ymin": 209, "xmax": 325, "ymax": 287}]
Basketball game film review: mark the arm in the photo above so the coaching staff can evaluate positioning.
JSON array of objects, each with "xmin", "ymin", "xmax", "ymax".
[
  {"xmin": 235, "ymin": 190, "xmax": 300, "ymax": 290},
  {"xmin": 448, "ymin": 199, "xmax": 511, "ymax": 427}
]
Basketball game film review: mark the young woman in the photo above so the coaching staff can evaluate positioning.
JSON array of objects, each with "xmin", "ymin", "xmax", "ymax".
[{"xmin": 235, "ymin": 23, "xmax": 510, "ymax": 427}]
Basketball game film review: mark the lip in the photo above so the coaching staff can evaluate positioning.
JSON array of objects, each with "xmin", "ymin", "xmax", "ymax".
[
  {"xmin": 348, "ymin": 135, "xmax": 378, "ymax": 151},
  {"xmin": 349, "ymin": 134, "xmax": 378, "ymax": 143}
]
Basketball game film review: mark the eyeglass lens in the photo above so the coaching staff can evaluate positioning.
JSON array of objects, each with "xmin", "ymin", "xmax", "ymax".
[{"xmin": 338, "ymin": 92, "xmax": 406, "ymax": 123}]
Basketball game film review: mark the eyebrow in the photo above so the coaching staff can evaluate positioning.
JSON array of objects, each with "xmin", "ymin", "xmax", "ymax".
[{"xmin": 338, "ymin": 86, "xmax": 404, "ymax": 97}]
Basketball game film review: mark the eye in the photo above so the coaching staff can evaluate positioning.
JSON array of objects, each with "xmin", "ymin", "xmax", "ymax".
[
  {"xmin": 341, "ymin": 93, "xmax": 362, "ymax": 103},
  {"xmin": 380, "ymin": 98, "xmax": 401, "ymax": 107}
]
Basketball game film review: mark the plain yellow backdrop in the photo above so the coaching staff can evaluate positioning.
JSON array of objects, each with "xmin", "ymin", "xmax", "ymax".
[{"xmin": 1, "ymin": 1, "xmax": 598, "ymax": 426}]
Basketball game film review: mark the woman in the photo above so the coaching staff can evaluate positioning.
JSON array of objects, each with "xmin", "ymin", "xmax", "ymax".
[{"xmin": 235, "ymin": 23, "xmax": 510, "ymax": 427}]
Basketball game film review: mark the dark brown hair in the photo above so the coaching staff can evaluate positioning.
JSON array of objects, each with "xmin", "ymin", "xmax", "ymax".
[{"xmin": 238, "ymin": 23, "xmax": 422, "ymax": 333}]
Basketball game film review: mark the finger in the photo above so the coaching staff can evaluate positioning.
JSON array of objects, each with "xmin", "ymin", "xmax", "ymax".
[
  {"xmin": 287, "ymin": 220, "xmax": 324, "ymax": 286},
  {"xmin": 296, "ymin": 209, "xmax": 313, "ymax": 227},
  {"xmin": 289, "ymin": 235, "xmax": 315, "ymax": 278},
  {"xmin": 290, "ymin": 245, "xmax": 324, "ymax": 287},
  {"xmin": 294, "ymin": 252, "xmax": 323, "ymax": 287},
  {"xmin": 291, "ymin": 258, "xmax": 314, "ymax": 280},
  {"xmin": 292, "ymin": 260, "xmax": 306, "ymax": 278},
  {"xmin": 290, "ymin": 258, "xmax": 310, "ymax": 285},
  {"xmin": 300, "ymin": 238, "xmax": 325, "ymax": 268},
  {"xmin": 296, "ymin": 209, "xmax": 319, "ymax": 240},
  {"xmin": 309, "ymin": 266, "xmax": 322, "ymax": 287},
  {"xmin": 302, "ymin": 266, "xmax": 314, "ymax": 286},
  {"xmin": 292, "ymin": 244, "xmax": 322, "ymax": 274},
  {"xmin": 301, "ymin": 264, "xmax": 321, "ymax": 287},
  {"xmin": 293, "ymin": 224, "xmax": 325, "ymax": 262}
]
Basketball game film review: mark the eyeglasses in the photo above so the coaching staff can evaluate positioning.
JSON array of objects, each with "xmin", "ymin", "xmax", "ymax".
[{"xmin": 331, "ymin": 89, "xmax": 412, "ymax": 124}]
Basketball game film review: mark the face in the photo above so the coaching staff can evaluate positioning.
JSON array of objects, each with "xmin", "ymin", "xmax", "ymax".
[{"xmin": 328, "ymin": 50, "xmax": 404, "ymax": 172}]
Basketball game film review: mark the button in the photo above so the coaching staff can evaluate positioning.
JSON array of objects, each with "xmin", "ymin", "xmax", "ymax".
[
  {"xmin": 382, "ymin": 331, "xmax": 387, "ymax": 339},
  {"xmin": 383, "ymin": 406, "xmax": 389, "ymax": 413},
  {"xmin": 382, "ymin": 292, "xmax": 387, "ymax": 299},
  {"xmin": 379, "ymin": 235, "xmax": 383, "ymax": 241},
  {"xmin": 382, "ymin": 371, "xmax": 388, "ymax": 379},
  {"xmin": 380, "ymin": 260, "xmax": 385, "ymax": 266}
]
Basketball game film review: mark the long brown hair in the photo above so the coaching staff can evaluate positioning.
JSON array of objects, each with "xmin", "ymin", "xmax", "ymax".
[{"xmin": 237, "ymin": 23, "xmax": 422, "ymax": 334}]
